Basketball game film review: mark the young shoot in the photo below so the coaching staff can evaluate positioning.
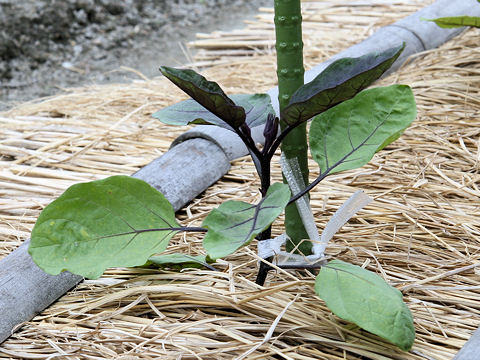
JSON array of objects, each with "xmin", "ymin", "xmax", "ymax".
[{"xmin": 28, "ymin": 38, "xmax": 417, "ymax": 354}]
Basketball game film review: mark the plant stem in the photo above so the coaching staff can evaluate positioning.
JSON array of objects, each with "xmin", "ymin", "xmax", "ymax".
[
  {"xmin": 275, "ymin": 0, "xmax": 311, "ymax": 255},
  {"xmin": 257, "ymin": 156, "xmax": 272, "ymax": 241},
  {"xmin": 256, "ymin": 256, "xmax": 274, "ymax": 285},
  {"xmin": 255, "ymin": 0, "xmax": 310, "ymax": 286},
  {"xmin": 255, "ymin": 159, "xmax": 272, "ymax": 285}
]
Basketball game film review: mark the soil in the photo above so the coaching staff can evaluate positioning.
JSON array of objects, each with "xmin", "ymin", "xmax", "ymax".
[{"xmin": 0, "ymin": 0, "xmax": 269, "ymax": 110}]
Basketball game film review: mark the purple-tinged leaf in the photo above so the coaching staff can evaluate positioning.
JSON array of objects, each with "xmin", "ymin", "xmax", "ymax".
[
  {"xmin": 153, "ymin": 93, "xmax": 273, "ymax": 132},
  {"xmin": 281, "ymin": 44, "xmax": 405, "ymax": 125},
  {"xmin": 262, "ymin": 113, "xmax": 279, "ymax": 154},
  {"xmin": 160, "ymin": 66, "xmax": 246, "ymax": 128}
]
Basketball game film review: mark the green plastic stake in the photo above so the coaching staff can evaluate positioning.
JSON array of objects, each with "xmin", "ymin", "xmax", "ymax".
[{"xmin": 275, "ymin": 0, "xmax": 311, "ymax": 254}]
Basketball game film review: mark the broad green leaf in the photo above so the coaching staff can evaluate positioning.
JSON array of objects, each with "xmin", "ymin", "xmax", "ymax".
[
  {"xmin": 424, "ymin": 16, "xmax": 480, "ymax": 28},
  {"xmin": 160, "ymin": 66, "xmax": 246, "ymax": 128},
  {"xmin": 147, "ymin": 254, "xmax": 211, "ymax": 269},
  {"xmin": 309, "ymin": 84, "xmax": 416, "ymax": 176},
  {"xmin": 152, "ymin": 93, "xmax": 274, "ymax": 132},
  {"xmin": 29, "ymin": 175, "xmax": 180, "ymax": 279},
  {"xmin": 202, "ymin": 183, "xmax": 291, "ymax": 259},
  {"xmin": 281, "ymin": 44, "xmax": 404, "ymax": 125},
  {"xmin": 315, "ymin": 260, "xmax": 415, "ymax": 351}
]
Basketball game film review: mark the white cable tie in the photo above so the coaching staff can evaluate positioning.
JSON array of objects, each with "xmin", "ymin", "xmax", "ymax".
[
  {"xmin": 276, "ymin": 251, "xmax": 325, "ymax": 267},
  {"xmin": 257, "ymin": 234, "xmax": 287, "ymax": 260},
  {"xmin": 257, "ymin": 234, "xmax": 325, "ymax": 266},
  {"xmin": 313, "ymin": 190, "xmax": 372, "ymax": 256},
  {"xmin": 259, "ymin": 158, "xmax": 372, "ymax": 266}
]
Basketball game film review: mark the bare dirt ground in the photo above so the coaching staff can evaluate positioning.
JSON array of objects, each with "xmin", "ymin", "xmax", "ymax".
[{"xmin": 0, "ymin": 0, "xmax": 269, "ymax": 110}]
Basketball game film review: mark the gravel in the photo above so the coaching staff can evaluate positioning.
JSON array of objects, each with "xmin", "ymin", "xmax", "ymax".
[{"xmin": 0, "ymin": 0, "xmax": 269, "ymax": 110}]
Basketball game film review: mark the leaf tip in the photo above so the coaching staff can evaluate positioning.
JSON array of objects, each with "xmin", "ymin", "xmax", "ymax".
[{"xmin": 159, "ymin": 65, "xmax": 172, "ymax": 74}]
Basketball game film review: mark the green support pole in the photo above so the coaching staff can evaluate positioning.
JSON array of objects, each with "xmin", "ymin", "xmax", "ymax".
[{"xmin": 275, "ymin": 0, "xmax": 312, "ymax": 254}]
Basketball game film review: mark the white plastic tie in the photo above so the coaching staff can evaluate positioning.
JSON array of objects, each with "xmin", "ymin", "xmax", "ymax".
[
  {"xmin": 258, "ymin": 155, "xmax": 373, "ymax": 265},
  {"xmin": 257, "ymin": 233, "xmax": 286, "ymax": 259},
  {"xmin": 314, "ymin": 190, "xmax": 372, "ymax": 256},
  {"xmin": 257, "ymin": 233, "xmax": 326, "ymax": 267}
]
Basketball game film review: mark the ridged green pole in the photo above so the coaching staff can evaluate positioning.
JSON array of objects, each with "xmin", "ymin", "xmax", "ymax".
[{"xmin": 275, "ymin": 0, "xmax": 311, "ymax": 254}]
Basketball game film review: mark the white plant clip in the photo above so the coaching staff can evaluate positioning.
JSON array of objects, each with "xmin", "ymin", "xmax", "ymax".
[
  {"xmin": 257, "ymin": 154, "xmax": 373, "ymax": 267},
  {"xmin": 316, "ymin": 188, "xmax": 372, "ymax": 256}
]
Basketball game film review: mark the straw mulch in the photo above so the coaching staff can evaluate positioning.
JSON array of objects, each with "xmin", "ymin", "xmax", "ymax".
[
  {"xmin": 1, "ymin": 1, "xmax": 480, "ymax": 359},
  {"xmin": 189, "ymin": 0, "xmax": 428, "ymax": 68}
]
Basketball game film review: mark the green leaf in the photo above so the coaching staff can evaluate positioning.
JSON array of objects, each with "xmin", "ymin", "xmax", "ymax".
[
  {"xmin": 315, "ymin": 260, "xmax": 415, "ymax": 351},
  {"xmin": 29, "ymin": 176, "xmax": 180, "ymax": 279},
  {"xmin": 146, "ymin": 254, "xmax": 211, "ymax": 269},
  {"xmin": 202, "ymin": 183, "xmax": 291, "ymax": 259},
  {"xmin": 152, "ymin": 93, "xmax": 274, "ymax": 132},
  {"xmin": 281, "ymin": 44, "xmax": 405, "ymax": 125},
  {"xmin": 423, "ymin": 16, "xmax": 480, "ymax": 28},
  {"xmin": 160, "ymin": 66, "xmax": 246, "ymax": 128},
  {"xmin": 309, "ymin": 84, "xmax": 416, "ymax": 177}
]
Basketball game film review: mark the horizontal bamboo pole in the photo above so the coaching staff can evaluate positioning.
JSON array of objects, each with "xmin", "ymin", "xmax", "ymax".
[{"xmin": 0, "ymin": 139, "xmax": 230, "ymax": 344}]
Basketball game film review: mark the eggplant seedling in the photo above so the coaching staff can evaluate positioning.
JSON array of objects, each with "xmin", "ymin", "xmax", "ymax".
[{"xmin": 28, "ymin": 1, "xmax": 418, "ymax": 353}]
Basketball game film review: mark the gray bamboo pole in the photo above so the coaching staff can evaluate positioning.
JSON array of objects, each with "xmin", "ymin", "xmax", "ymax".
[
  {"xmin": 1, "ymin": 0, "xmax": 479, "ymax": 345},
  {"xmin": 0, "ymin": 138, "xmax": 230, "ymax": 344},
  {"xmin": 454, "ymin": 327, "xmax": 480, "ymax": 360}
]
